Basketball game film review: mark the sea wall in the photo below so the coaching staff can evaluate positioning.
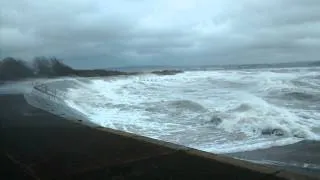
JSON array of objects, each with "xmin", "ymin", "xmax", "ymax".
[
  {"xmin": 24, "ymin": 83, "xmax": 98, "ymax": 127},
  {"xmin": 1, "ymin": 84, "xmax": 317, "ymax": 179}
]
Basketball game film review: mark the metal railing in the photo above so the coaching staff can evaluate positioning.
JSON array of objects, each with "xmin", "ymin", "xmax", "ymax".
[{"xmin": 32, "ymin": 82, "xmax": 67, "ymax": 101}]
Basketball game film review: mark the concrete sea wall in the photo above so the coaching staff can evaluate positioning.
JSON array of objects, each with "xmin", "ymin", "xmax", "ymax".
[{"xmin": 1, "ymin": 84, "xmax": 318, "ymax": 179}]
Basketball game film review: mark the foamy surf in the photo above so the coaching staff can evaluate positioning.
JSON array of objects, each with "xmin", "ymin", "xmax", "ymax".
[{"xmin": 56, "ymin": 67, "xmax": 320, "ymax": 154}]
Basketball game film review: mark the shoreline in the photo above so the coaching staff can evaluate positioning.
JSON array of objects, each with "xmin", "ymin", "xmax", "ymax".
[
  {"xmin": 228, "ymin": 140, "xmax": 320, "ymax": 176},
  {"xmin": 1, "ymin": 93, "xmax": 318, "ymax": 179}
]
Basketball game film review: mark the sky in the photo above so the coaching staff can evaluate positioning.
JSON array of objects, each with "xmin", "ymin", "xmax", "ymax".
[{"xmin": 1, "ymin": 0, "xmax": 320, "ymax": 68}]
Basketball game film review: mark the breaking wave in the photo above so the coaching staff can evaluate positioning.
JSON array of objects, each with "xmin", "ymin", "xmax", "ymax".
[{"xmin": 27, "ymin": 67, "xmax": 320, "ymax": 154}]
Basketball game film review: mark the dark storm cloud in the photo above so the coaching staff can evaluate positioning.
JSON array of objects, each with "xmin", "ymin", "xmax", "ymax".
[{"xmin": 1, "ymin": 0, "xmax": 320, "ymax": 67}]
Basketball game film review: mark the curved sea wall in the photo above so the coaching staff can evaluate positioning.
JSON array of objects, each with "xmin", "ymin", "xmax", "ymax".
[
  {"xmin": 2, "ymin": 82, "xmax": 313, "ymax": 179},
  {"xmin": 24, "ymin": 83, "xmax": 98, "ymax": 127}
]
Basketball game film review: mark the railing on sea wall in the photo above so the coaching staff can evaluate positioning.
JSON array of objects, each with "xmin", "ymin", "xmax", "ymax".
[{"xmin": 31, "ymin": 81, "xmax": 67, "ymax": 101}]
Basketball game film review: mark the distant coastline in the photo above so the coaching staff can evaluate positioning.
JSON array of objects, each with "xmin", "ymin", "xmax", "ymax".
[
  {"xmin": 0, "ymin": 57, "xmax": 135, "ymax": 83},
  {"xmin": 1, "ymin": 56, "xmax": 319, "ymax": 83},
  {"xmin": 111, "ymin": 60, "xmax": 320, "ymax": 72},
  {"xmin": 0, "ymin": 57, "xmax": 185, "ymax": 83}
]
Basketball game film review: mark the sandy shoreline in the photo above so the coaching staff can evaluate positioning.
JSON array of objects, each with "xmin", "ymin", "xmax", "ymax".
[{"xmin": 1, "ymin": 93, "xmax": 319, "ymax": 179}]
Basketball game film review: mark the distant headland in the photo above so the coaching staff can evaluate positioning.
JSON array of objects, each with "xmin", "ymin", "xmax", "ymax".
[{"xmin": 0, "ymin": 57, "xmax": 185, "ymax": 83}]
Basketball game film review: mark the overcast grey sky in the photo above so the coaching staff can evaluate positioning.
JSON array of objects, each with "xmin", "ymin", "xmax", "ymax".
[{"xmin": 1, "ymin": 0, "xmax": 320, "ymax": 68}]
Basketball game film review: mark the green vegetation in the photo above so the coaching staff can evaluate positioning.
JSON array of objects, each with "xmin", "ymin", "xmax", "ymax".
[{"xmin": 0, "ymin": 57, "xmax": 130, "ymax": 82}]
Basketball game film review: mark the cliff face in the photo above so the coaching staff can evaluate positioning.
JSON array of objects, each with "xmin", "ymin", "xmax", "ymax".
[{"xmin": 0, "ymin": 57, "xmax": 130, "ymax": 81}]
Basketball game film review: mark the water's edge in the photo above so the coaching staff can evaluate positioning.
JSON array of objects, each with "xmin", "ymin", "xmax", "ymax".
[{"xmin": 23, "ymin": 80, "xmax": 320, "ymax": 176}]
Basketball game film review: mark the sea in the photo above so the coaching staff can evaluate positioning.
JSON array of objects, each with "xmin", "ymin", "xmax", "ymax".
[{"xmin": 1, "ymin": 63, "xmax": 320, "ymax": 176}]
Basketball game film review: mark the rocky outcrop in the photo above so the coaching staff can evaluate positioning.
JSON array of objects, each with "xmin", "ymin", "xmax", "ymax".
[
  {"xmin": 261, "ymin": 128, "xmax": 285, "ymax": 136},
  {"xmin": 151, "ymin": 69, "xmax": 183, "ymax": 75},
  {"xmin": 74, "ymin": 69, "xmax": 129, "ymax": 77},
  {"xmin": 209, "ymin": 116, "xmax": 223, "ymax": 125}
]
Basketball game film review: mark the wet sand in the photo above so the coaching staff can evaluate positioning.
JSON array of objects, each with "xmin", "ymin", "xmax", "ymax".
[{"xmin": 1, "ymin": 94, "xmax": 318, "ymax": 179}]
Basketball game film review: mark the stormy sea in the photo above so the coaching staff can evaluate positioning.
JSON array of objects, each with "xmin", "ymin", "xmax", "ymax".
[{"xmin": 2, "ymin": 65, "xmax": 320, "ymax": 176}]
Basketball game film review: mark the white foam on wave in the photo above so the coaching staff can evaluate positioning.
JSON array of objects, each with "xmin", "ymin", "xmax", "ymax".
[
  {"xmin": 62, "ymin": 67, "xmax": 320, "ymax": 153},
  {"xmin": 217, "ymin": 91, "xmax": 320, "ymax": 140},
  {"xmin": 199, "ymin": 137, "xmax": 302, "ymax": 154},
  {"xmin": 242, "ymin": 159, "xmax": 320, "ymax": 170}
]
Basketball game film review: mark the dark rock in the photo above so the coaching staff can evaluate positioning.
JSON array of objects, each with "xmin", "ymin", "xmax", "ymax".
[
  {"xmin": 209, "ymin": 116, "xmax": 222, "ymax": 125},
  {"xmin": 293, "ymin": 132, "xmax": 306, "ymax": 138},
  {"xmin": 75, "ymin": 69, "xmax": 128, "ymax": 77},
  {"xmin": 151, "ymin": 70, "xmax": 183, "ymax": 76},
  {"xmin": 261, "ymin": 128, "xmax": 285, "ymax": 136}
]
